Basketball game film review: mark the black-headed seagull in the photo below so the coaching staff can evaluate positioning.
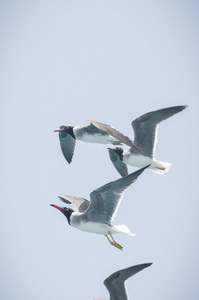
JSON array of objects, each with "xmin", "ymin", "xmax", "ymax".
[
  {"xmin": 90, "ymin": 105, "xmax": 187, "ymax": 176},
  {"xmin": 54, "ymin": 122, "xmax": 139, "ymax": 164},
  {"xmin": 50, "ymin": 165, "xmax": 149, "ymax": 250}
]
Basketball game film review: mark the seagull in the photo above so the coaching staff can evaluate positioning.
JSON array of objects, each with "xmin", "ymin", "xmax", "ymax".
[
  {"xmin": 50, "ymin": 165, "xmax": 149, "ymax": 250},
  {"xmin": 90, "ymin": 105, "xmax": 187, "ymax": 176},
  {"xmin": 101, "ymin": 263, "xmax": 152, "ymax": 300},
  {"xmin": 54, "ymin": 122, "xmax": 138, "ymax": 164}
]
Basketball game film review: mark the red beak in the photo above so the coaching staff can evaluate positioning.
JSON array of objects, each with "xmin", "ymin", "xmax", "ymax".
[
  {"xmin": 50, "ymin": 204, "xmax": 63, "ymax": 210},
  {"xmin": 54, "ymin": 129, "xmax": 65, "ymax": 132}
]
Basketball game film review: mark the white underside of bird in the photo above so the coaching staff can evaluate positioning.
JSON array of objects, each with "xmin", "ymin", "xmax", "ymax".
[
  {"xmin": 123, "ymin": 150, "xmax": 172, "ymax": 175},
  {"xmin": 70, "ymin": 214, "xmax": 135, "ymax": 236},
  {"xmin": 73, "ymin": 127, "xmax": 120, "ymax": 144}
]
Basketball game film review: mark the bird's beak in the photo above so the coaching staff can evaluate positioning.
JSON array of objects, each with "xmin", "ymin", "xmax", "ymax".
[
  {"xmin": 54, "ymin": 129, "xmax": 65, "ymax": 132},
  {"xmin": 107, "ymin": 147, "xmax": 115, "ymax": 151},
  {"xmin": 50, "ymin": 204, "xmax": 63, "ymax": 211}
]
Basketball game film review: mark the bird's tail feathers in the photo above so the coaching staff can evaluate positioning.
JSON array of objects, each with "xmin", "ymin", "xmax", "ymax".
[
  {"xmin": 114, "ymin": 224, "xmax": 137, "ymax": 236},
  {"xmin": 152, "ymin": 160, "xmax": 172, "ymax": 175}
]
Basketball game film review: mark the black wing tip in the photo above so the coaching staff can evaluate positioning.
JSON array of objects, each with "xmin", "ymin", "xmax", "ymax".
[
  {"xmin": 135, "ymin": 164, "xmax": 151, "ymax": 174},
  {"xmin": 160, "ymin": 104, "xmax": 188, "ymax": 110},
  {"xmin": 142, "ymin": 164, "xmax": 151, "ymax": 170},
  {"xmin": 142, "ymin": 262, "xmax": 153, "ymax": 267},
  {"xmin": 68, "ymin": 158, "xmax": 73, "ymax": 164},
  {"xmin": 155, "ymin": 105, "xmax": 188, "ymax": 114},
  {"xmin": 160, "ymin": 105, "xmax": 188, "ymax": 114},
  {"xmin": 132, "ymin": 262, "xmax": 153, "ymax": 270},
  {"xmin": 123, "ymin": 164, "xmax": 150, "ymax": 179},
  {"xmin": 62, "ymin": 152, "xmax": 73, "ymax": 164},
  {"xmin": 171, "ymin": 105, "xmax": 187, "ymax": 108},
  {"xmin": 176, "ymin": 105, "xmax": 188, "ymax": 111},
  {"xmin": 103, "ymin": 263, "xmax": 153, "ymax": 285},
  {"xmin": 64, "ymin": 158, "xmax": 72, "ymax": 164},
  {"xmin": 61, "ymin": 151, "xmax": 73, "ymax": 163},
  {"xmin": 127, "ymin": 262, "xmax": 153, "ymax": 274},
  {"xmin": 164, "ymin": 105, "xmax": 188, "ymax": 116},
  {"xmin": 134, "ymin": 262, "xmax": 153, "ymax": 272}
]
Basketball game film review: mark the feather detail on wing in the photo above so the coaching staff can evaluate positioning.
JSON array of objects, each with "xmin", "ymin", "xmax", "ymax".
[
  {"xmin": 104, "ymin": 263, "xmax": 152, "ymax": 300},
  {"xmin": 87, "ymin": 119, "xmax": 140, "ymax": 150},
  {"xmin": 58, "ymin": 195, "xmax": 90, "ymax": 213},
  {"xmin": 84, "ymin": 165, "xmax": 149, "ymax": 224},
  {"xmin": 132, "ymin": 105, "xmax": 187, "ymax": 157},
  {"xmin": 108, "ymin": 148, "xmax": 128, "ymax": 177},
  {"xmin": 59, "ymin": 133, "xmax": 76, "ymax": 163}
]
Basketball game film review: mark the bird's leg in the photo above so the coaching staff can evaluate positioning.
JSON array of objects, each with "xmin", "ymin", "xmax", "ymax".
[
  {"xmin": 109, "ymin": 232, "xmax": 123, "ymax": 250},
  {"xmin": 111, "ymin": 141, "xmax": 123, "ymax": 145},
  {"xmin": 105, "ymin": 234, "xmax": 112, "ymax": 243},
  {"xmin": 105, "ymin": 234, "xmax": 119, "ymax": 249},
  {"xmin": 105, "ymin": 233, "xmax": 123, "ymax": 250}
]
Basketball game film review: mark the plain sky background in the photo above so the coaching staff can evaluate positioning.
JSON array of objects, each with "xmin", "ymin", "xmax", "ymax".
[{"xmin": 1, "ymin": 1, "xmax": 199, "ymax": 299}]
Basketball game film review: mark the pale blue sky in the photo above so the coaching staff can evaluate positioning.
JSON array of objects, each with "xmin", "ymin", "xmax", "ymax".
[{"xmin": 1, "ymin": 1, "xmax": 199, "ymax": 299}]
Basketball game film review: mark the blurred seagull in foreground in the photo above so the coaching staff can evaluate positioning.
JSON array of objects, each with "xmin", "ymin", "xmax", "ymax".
[
  {"xmin": 92, "ymin": 105, "xmax": 187, "ymax": 176},
  {"xmin": 50, "ymin": 165, "xmax": 149, "ymax": 250},
  {"xmin": 93, "ymin": 263, "xmax": 152, "ymax": 300},
  {"xmin": 54, "ymin": 121, "xmax": 139, "ymax": 164}
]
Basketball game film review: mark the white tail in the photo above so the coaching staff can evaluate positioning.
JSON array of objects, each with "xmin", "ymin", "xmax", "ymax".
[
  {"xmin": 151, "ymin": 160, "xmax": 172, "ymax": 175},
  {"xmin": 114, "ymin": 224, "xmax": 137, "ymax": 236}
]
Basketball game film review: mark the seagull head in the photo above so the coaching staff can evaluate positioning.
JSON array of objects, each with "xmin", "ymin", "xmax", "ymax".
[
  {"xmin": 54, "ymin": 125, "xmax": 75, "ymax": 139},
  {"xmin": 108, "ymin": 147, "xmax": 124, "ymax": 161},
  {"xmin": 50, "ymin": 204, "xmax": 74, "ymax": 225}
]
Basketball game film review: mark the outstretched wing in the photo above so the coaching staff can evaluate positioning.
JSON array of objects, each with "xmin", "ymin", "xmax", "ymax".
[
  {"xmin": 84, "ymin": 165, "xmax": 149, "ymax": 224},
  {"xmin": 58, "ymin": 195, "xmax": 90, "ymax": 213},
  {"xmin": 108, "ymin": 148, "xmax": 128, "ymax": 177},
  {"xmin": 104, "ymin": 263, "xmax": 152, "ymax": 300},
  {"xmin": 88, "ymin": 119, "xmax": 139, "ymax": 150},
  {"xmin": 132, "ymin": 105, "xmax": 187, "ymax": 157},
  {"xmin": 59, "ymin": 132, "xmax": 76, "ymax": 164},
  {"xmin": 85, "ymin": 123, "xmax": 109, "ymax": 135}
]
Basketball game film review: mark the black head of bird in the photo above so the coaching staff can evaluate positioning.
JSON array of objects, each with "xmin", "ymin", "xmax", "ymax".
[
  {"xmin": 50, "ymin": 204, "xmax": 74, "ymax": 225},
  {"xmin": 108, "ymin": 147, "xmax": 124, "ymax": 160},
  {"xmin": 54, "ymin": 125, "xmax": 76, "ymax": 139}
]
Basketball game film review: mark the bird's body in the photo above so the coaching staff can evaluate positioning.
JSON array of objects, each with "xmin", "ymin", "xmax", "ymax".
[
  {"xmin": 70, "ymin": 214, "xmax": 133, "ymax": 236},
  {"xmin": 54, "ymin": 122, "xmax": 137, "ymax": 164},
  {"xmin": 121, "ymin": 149, "xmax": 172, "ymax": 175},
  {"xmin": 124, "ymin": 150, "xmax": 153, "ymax": 168},
  {"xmin": 104, "ymin": 105, "xmax": 187, "ymax": 176},
  {"xmin": 73, "ymin": 125, "xmax": 118, "ymax": 144},
  {"xmin": 71, "ymin": 217, "xmax": 110, "ymax": 235},
  {"xmin": 51, "ymin": 165, "xmax": 149, "ymax": 250}
]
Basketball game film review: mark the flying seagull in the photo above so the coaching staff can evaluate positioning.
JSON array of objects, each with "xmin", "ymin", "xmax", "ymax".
[
  {"xmin": 90, "ymin": 105, "xmax": 187, "ymax": 176},
  {"xmin": 54, "ymin": 122, "xmax": 138, "ymax": 164},
  {"xmin": 100, "ymin": 263, "xmax": 152, "ymax": 300},
  {"xmin": 50, "ymin": 165, "xmax": 149, "ymax": 250}
]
